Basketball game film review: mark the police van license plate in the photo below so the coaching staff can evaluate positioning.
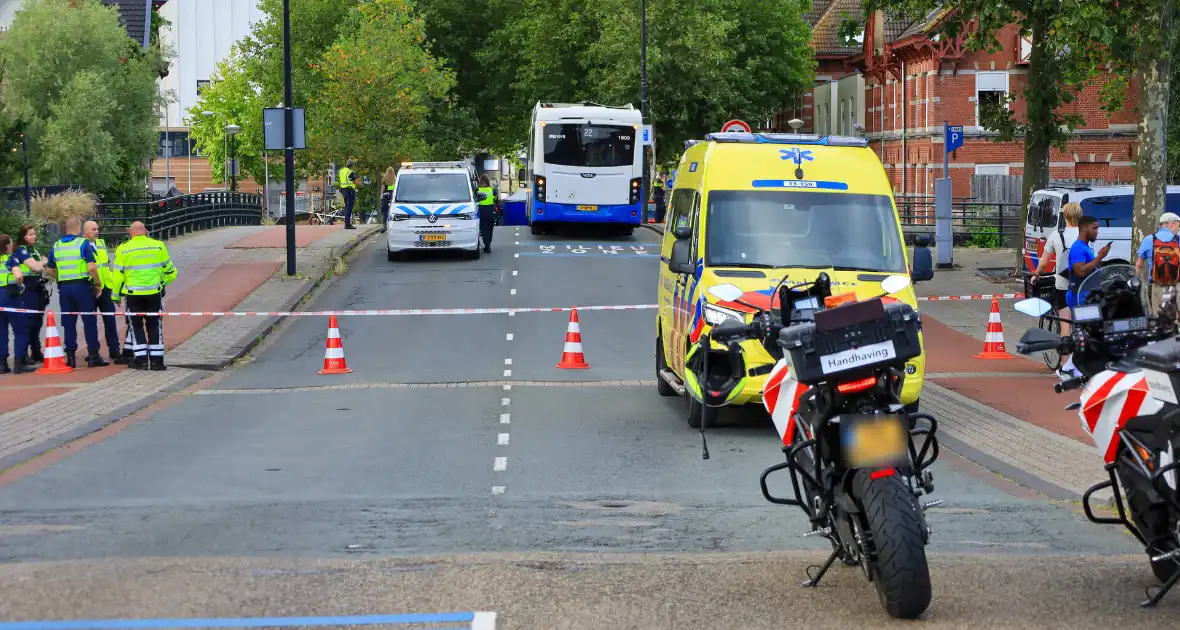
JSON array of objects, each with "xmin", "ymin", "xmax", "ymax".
[
  {"xmin": 420, "ymin": 234, "xmax": 447, "ymax": 242},
  {"xmin": 576, "ymin": 205, "xmax": 598, "ymax": 212},
  {"xmin": 840, "ymin": 414, "xmax": 908, "ymax": 468}
]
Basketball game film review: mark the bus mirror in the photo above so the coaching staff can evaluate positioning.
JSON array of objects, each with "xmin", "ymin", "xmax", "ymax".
[
  {"xmin": 669, "ymin": 238, "xmax": 693, "ymax": 275},
  {"xmin": 673, "ymin": 225, "xmax": 692, "ymax": 240}
]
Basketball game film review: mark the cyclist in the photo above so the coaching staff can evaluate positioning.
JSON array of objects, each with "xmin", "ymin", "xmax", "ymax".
[{"xmin": 1030, "ymin": 201, "xmax": 1081, "ymax": 375}]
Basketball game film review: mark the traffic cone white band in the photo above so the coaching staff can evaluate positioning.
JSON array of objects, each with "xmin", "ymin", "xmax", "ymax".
[
  {"xmin": 985, "ymin": 332, "xmax": 1004, "ymax": 343},
  {"xmin": 327, "ymin": 328, "xmax": 341, "ymax": 339},
  {"xmin": 567, "ymin": 322, "xmax": 580, "ymax": 333},
  {"xmin": 324, "ymin": 347, "xmax": 345, "ymax": 359},
  {"xmin": 563, "ymin": 342, "xmax": 583, "ymax": 353}
]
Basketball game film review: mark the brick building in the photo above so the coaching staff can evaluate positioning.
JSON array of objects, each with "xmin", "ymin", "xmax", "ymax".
[{"xmin": 793, "ymin": 3, "xmax": 1139, "ymax": 199}]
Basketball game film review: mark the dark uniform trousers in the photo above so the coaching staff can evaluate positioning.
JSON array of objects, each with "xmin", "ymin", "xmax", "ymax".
[
  {"xmin": 126, "ymin": 293, "xmax": 164, "ymax": 361},
  {"xmin": 342, "ymin": 188, "xmax": 357, "ymax": 226}
]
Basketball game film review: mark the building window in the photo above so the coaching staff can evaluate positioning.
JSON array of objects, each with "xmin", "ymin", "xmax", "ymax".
[
  {"xmin": 196, "ymin": 80, "xmax": 211, "ymax": 95},
  {"xmin": 975, "ymin": 164, "xmax": 1010, "ymax": 176},
  {"xmin": 158, "ymin": 132, "xmax": 193, "ymax": 158},
  {"xmin": 975, "ymin": 71, "xmax": 1009, "ymax": 129}
]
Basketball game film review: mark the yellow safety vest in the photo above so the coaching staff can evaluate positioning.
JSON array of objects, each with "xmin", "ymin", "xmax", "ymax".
[
  {"xmin": 112, "ymin": 235, "xmax": 177, "ymax": 297},
  {"xmin": 0, "ymin": 267, "xmax": 16, "ymax": 287},
  {"xmin": 478, "ymin": 186, "xmax": 495, "ymax": 206},
  {"xmin": 17, "ymin": 246, "xmax": 40, "ymax": 278},
  {"xmin": 338, "ymin": 167, "xmax": 356, "ymax": 189},
  {"xmin": 51, "ymin": 237, "xmax": 88, "ymax": 282},
  {"xmin": 92, "ymin": 238, "xmax": 112, "ymax": 289}
]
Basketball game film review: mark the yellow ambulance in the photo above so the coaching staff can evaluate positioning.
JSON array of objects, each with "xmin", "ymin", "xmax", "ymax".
[{"xmin": 654, "ymin": 131, "xmax": 934, "ymax": 427}]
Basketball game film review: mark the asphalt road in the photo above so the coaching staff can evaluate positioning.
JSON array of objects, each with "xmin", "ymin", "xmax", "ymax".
[{"xmin": 0, "ymin": 225, "xmax": 1172, "ymax": 627}]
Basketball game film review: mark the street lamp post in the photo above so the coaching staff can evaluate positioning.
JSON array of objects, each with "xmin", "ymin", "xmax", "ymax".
[
  {"xmin": 13, "ymin": 132, "xmax": 30, "ymax": 215},
  {"xmin": 640, "ymin": 0, "xmax": 649, "ymax": 223},
  {"xmin": 282, "ymin": 0, "xmax": 296, "ymax": 276},
  {"xmin": 225, "ymin": 123, "xmax": 242, "ymax": 193}
]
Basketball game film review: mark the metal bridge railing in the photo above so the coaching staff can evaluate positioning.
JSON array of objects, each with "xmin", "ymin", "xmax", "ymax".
[{"xmin": 95, "ymin": 192, "xmax": 263, "ymax": 246}]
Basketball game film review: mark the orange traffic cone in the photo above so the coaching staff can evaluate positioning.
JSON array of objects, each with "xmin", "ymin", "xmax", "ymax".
[
  {"xmin": 318, "ymin": 315, "xmax": 352, "ymax": 374},
  {"xmin": 556, "ymin": 308, "xmax": 590, "ymax": 369},
  {"xmin": 975, "ymin": 297, "xmax": 1014, "ymax": 360},
  {"xmin": 37, "ymin": 311, "xmax": 73, "ymax": 374}
]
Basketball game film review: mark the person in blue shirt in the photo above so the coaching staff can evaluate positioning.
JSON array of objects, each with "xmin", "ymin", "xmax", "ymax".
[
  {"xmin": 1067, "ymin": 215, "xmax": 1112, "ymax": 309},
  {"xmin": 45, "ymin": 216, "xmax": 108, "ymax": 368},
  {"xmin": 0, "ymin": 234, "xmax": 31, "ymax": 374},
  {"xmin": 10, "ymin": 224, "xmax": 48, "ymax": 363},
  {"xmin": 1135, "ymin": 211, "xmax": 1180, "ymax": 310}
]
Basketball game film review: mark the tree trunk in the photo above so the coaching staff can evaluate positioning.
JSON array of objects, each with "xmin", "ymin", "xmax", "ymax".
[
  {"xmin": 1016, "ymin": 15, "xmax": 1053, "ymax": 271},
  {"xmin": 1132, "ymin": 0, "xmax": 1174, "ymax": 252}
]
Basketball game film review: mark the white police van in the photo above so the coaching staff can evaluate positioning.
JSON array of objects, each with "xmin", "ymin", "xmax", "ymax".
[{"xmin": 386, "ymin": 161, "xmax": 488, "ymax": 261}]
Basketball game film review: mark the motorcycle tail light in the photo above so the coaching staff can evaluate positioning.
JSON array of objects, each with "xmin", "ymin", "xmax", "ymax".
[{"xmin": 837, "ymin": 376, "xmax": 876, "ymax": 394}]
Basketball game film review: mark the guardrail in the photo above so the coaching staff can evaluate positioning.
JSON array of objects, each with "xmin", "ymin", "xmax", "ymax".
[
  {"xmin": 895, "ymin": 196, "xmax": 1024, "ymax": 248},
  {"xmin": 95, "ymin": 192, "xmax": 263, "ymax": 245}
]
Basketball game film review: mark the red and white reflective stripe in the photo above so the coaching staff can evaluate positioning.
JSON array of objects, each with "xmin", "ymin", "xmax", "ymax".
[
  {"xmin": 0, "ymin": 304, "xmax": 662, "ymax": 317},
  {"xmin": 916, "ymin": 293, "xmax": 1025, "ymax": 302}
]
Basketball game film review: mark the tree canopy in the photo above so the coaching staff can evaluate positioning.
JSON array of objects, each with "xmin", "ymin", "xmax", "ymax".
[{"xmin": 0, "ymin": 0, "xmax": 164, "ymax": 197}]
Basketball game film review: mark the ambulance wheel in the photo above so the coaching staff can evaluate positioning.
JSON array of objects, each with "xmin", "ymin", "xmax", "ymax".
[
  {"xmin": 687, "ymin": 397, "xmax": 717, "ymax": 429},
  {"xmin": 656, "ymin": 334, "xmax": 676, "ymax": 397}
]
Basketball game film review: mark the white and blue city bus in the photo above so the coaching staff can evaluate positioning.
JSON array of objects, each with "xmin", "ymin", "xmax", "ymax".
[{"xmin": 526, "ymin": 101, "xmax": 644, "ymax": 236}]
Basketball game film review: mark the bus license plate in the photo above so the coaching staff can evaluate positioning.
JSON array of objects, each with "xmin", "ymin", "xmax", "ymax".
[
  {"xmin": 420, "ymin": 234, "xmax": 447, "ymax": 242},
  {"xmin": 841, "ymin": 414, "xmax": 907, "ymax": 469},
  {"xmin": 576, "ymin": 205, "xmax": 598, "ymax": 212}
]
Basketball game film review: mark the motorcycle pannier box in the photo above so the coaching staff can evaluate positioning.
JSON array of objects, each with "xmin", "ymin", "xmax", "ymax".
[
  {"xmin": 777, "ymin": 299, "xmax": 922, "ymax": 386},
  {"xmin": 1133, "ymin": 337, "xmax": 1180, "ymax": 406}
]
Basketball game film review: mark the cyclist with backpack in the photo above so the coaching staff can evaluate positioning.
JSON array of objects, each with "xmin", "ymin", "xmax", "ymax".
[{"xmin": 1134, "ymin": 211, "xmax": 1180, "ymax": 313}]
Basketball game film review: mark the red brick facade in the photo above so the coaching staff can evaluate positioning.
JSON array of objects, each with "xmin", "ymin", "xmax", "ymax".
[{"xmin": 788, "ymin": 9, "xmax": 1140, "ymax": 199}]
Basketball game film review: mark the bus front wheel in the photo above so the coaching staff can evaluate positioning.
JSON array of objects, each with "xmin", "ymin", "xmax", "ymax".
[{"xmin": 531, "ymin": 222, "xmax": 548, "ymax": 236}]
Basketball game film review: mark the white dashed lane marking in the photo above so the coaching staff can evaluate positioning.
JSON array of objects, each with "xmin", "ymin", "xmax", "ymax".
[
  {"xmin": 500, "ymin": 413, "xmax": 510, "ymax": 424},
  {"xmin": 494, "ymin": 456, "xmax": 507, "ymax": 472},
  {"xmin": 504, "ymin": 358, "xmax": 512, "ymax": 365},
  {"xmin": 498, "ymin": 433, "xmax": 510, "ymax": 445},
  {"xmin": 506, "ymin": 333, "xmax": 514, "ymax": 341}
]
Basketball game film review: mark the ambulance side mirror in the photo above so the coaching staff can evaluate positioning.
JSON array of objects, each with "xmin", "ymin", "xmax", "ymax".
[
  {"xmin": 669, "ymin": 237, "xmax": 693, "ymax": 275},
  {"xmin": 911, "ymin": 235, "xmax": 934, "ymax": 282}
]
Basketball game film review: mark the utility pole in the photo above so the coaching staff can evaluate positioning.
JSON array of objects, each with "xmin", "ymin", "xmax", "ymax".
[
  {"xmin": 21, "ymin": 132, "xmax": 30, "ymax": 216},
  {"xmin": 640, "ymin": 0, "xmax": 649, "ymax": 223},
  {"xmin": 282, "ymin": 0, "xmax": 296, "ymax": 276}
]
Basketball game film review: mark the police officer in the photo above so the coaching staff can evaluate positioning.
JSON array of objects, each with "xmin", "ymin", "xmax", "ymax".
[
  {"xmin": 110, "ymin": 221, "xmax": 177, "ymax": 371},
  {"xmin": 11, "ymin": 224, "xmax": 47, "ymax": 363},
  {"xmin": 45, "ymin": 216, "xmax": 107, "ymax": 368},
  {"xmin": 379, "ymin": 165, "xmax": 395, "ymax": 233},
  {"xmin": 652, "ymin": 177, "xmax": 666, "ymax": 223},
  {"xmin": 0, "ymin": 234, "xmax": 31, "ymax": 374},
  {"xmin": 337, "ymin": 159, "xmax": 359, "ymax": 230},
  {"xmin": 84, "ymin": 220, "xmax": 122, "ymax": 363},
  {"xmin": 477, "ymin": 174, "xmax": 496, "ymax": 253}
]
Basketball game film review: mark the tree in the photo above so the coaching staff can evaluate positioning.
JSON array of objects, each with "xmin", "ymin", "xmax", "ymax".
[
  {"xmin": 186, "ymin": 51, "xmax": 267, "ymax": 186},
  {"xmin": 487, "ymin": 0, "xmax": 815, "ymax": 165},
  {"xmin": 1052, "ymin": 0, "xmax": 1175, "ymax": 253},
  {"xmin": 0, "ymin": 0, "xmax": 164, "ymax": 197}
]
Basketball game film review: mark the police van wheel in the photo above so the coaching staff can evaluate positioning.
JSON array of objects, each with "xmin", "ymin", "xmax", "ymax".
[{"xmin": 467, "ymin": 247, "xmax": 481, "ymax": 260}]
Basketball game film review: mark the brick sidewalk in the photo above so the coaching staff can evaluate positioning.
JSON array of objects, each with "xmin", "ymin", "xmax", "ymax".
[{"xmin": 0, "ymin": 224, "xmax": 379, "ymax": 471}]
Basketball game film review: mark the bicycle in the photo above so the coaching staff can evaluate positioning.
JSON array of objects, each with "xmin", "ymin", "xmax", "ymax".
[{"xmin": 1024, "ymin": 272, "xmax": 1063, "ymax": 371}]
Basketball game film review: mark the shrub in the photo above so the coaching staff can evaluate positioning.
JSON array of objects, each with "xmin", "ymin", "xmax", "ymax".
[{"xmin": 30, "ymin": 189, "xmax": 99, "ymax": 226}]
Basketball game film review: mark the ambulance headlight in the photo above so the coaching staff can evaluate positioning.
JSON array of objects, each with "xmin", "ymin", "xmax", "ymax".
[{"xmin": 703, "ymin": 303, "xmax": 743, "ymax": 326}]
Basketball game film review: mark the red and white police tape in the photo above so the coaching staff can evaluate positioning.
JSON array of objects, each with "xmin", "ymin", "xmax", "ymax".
[{"xmin": 0, "ymin": 293, "xmax": 1026, "ymax": 318}]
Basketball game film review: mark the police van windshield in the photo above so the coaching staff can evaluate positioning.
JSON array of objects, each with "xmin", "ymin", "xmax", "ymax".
[
  {"xmin": 394, "ymin": 173, "xmax": 471, "ymax": 203},
  {"xmin": 705, "ymin": 190, "xmax": 906, "ymax": 273},
  {"xmin": 543, "ymin": 124, "xmax": 635, "ymax": 168}
]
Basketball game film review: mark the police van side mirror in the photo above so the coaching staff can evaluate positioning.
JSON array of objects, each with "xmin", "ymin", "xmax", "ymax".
[
  {"xmin": 669, "ymin": 238, "xmax": 693, "ymax": 275},
  {"xmin": 911, "ymin": 235, "xmax": 934, "ymax": 282}
]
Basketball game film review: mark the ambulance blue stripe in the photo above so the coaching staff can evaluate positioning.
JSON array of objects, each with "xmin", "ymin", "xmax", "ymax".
[{"xmin": 750, "ymin": 180, "xmax": 849, "ymax": 190}]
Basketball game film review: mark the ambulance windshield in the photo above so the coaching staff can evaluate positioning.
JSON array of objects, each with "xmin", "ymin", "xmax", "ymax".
[{"xmin": 705, "ymin": 190, "xmax": 906, "ymax": 273}]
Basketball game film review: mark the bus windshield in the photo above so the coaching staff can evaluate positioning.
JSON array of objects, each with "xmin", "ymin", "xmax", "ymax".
[
  {"xmin": 394, "ymin": 173, "xmax": 471, "ymax": 203},
  {"xmin": 543, "ymin": 124, "xmax": 636, "ymax": 168},
  {"xmin": 705, "ymin": 190, "xmax": 906, "ymax": 273}
]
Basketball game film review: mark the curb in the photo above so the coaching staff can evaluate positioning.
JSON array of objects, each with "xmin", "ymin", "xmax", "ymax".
[
  {"xmin": 639, "ymin": 223, "xmax": 664, "ymax": 236},
  {"xmin": 170, "ymin": 228, "xmax": 380, "ymax": 371},
  {"xmin": 0, "ymin": 371, "xmax": 206, "ymax": 474}
]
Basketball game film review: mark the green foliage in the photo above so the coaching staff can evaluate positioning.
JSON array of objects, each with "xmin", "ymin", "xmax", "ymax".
[
  {"xmin": 0, "ymin": 0, "xmax": 164, "ymax": 197},
  {"xmin": 187, "ymin": 51, "xmax": 267, "ymax": 185}
]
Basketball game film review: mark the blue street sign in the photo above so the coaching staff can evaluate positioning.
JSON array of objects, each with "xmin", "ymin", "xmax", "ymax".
[
  {"xmin": 641, "ymin": 125, "xmax": 653, "ymax": 146},
  {"xmin": 946, "ymin": 123, "xmax": 964, "ymax": 152}
]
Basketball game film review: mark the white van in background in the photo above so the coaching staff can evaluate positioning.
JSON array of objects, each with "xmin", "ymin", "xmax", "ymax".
[
  {"xmin": 386, "ymin": 161, "xmax": 486, "ymax": 261},
  {"xmin": 1022, "ymin": 185, "xmax": 1180, "ymax": 274}
]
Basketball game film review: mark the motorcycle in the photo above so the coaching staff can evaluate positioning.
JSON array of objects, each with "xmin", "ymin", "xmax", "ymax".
[
  {"xmin": 691, "ymin": 272, "xmax": 940, "ymax": 619},
  {"xmin": 1013, "ymin": 264, "xmax": 1180, "ymax": 607}
]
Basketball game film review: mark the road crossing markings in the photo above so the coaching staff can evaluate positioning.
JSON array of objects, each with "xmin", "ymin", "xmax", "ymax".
[
  {"xmin": 491, "ymin": 486, "xmax": 505, "ymax": 495},
  {"xmin": 498, "ymin": 433, "xmax": 510, "ymax": 445},
  {"xmin": 503, "ymin": 369, "xmax": 512, "ymax": 377},
  {"xmin": 506, "ymin": 333, "xmax": 513, "ymax": 340},
  {"xmin": 512, "ymin": 270, "xmax": 518, "ymax": 276},
  {"xmin": 504, "ymin": 358, "xmax": 512, "ymax": 365},
  {"xmin": 501, "ymin": 398, "xmax": 510, "ymax": 405},
  {"xmin": 510, "ymin": 289, "xmax": 517, "ymax": 295}
]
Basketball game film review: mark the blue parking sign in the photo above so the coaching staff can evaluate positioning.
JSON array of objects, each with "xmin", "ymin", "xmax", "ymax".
[{"xmin": 946, "ymin": 123, "xmax": 964, "ymax": 152}]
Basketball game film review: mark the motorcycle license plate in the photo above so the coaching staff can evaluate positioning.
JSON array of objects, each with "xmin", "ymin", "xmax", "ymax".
[
  {"xmin": 840, "ymin": 414, "xmax": 908, "ymax": 469},
  {"xmin": 576, "ymin": 205, "xmax": 598, "ymax": 211},
  {"xmin": 420, "ymin": 234, "xmax": 447, "ymax": 242}
]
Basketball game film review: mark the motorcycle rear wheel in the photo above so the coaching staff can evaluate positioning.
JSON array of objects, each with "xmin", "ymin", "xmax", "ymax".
[{"xmin": 853, "ymin": 469, "xmax": 932, "ymax": 619}]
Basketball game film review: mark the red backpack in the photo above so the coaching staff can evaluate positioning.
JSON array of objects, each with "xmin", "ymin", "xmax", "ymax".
[{"xmin": 1153, "ymin": 236, "xmax": 1180, "ymax": 286}]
